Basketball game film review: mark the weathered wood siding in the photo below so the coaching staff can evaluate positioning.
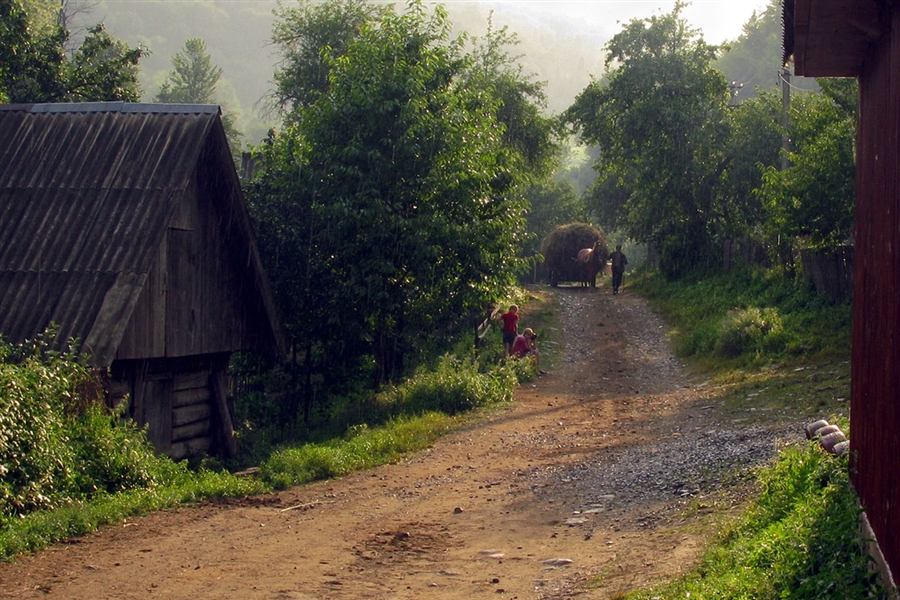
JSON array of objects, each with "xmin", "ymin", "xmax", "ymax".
[
  {"xmin": 851, "ymin": 1, "xmax": 900, "ymax": 578},
  {"xmin": 111, "ymin": 355, "xmax": 231, "ymax": 459},
  {"xmin": 116, "ymin": 150, "xmax": 270, "ymax": 360}
]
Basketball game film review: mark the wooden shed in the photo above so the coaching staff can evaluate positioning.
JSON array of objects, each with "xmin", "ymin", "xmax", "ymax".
[
  {"xmin": 0, "ymin": 102, "xmax": 284, "ymax": 460},
  {"xmin": 785, "ymin": 0, "xmax": 899, "ymax": 585}
]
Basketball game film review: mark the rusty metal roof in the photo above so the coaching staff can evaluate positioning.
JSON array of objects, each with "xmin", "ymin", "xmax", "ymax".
[{"xmin": 0, "ymin": 103, "xmax": 227, "ymax": 362}]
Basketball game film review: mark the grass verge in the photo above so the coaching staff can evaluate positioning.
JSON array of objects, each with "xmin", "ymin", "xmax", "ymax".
[
  {"xmin": 623, "ymin": 443, "xmax": 882, "ymax": 599},
  {"xmin": 613, "ymin": 270, "xmax": 880, "ymax": 599}
]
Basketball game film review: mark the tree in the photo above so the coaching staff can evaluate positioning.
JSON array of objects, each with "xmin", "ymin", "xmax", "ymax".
[
  {"xmin": 155, "ymin": 38, "xmax": 243, "ymax": 152},
  {"xmin": 0, "ymin": 0, "xmax": 145, "ymax": 103},
  {"xmin": 716, "ymin": 89, "xmax": 783, "ymax": 241},
  {"xmin": 565, "ymin": 2, "xmax": 731, "ymax": 278},
  {"xmin": 249, "ymin": 1, "xmax": 530, "ymax": 394},
  {"xmin": 155, "ymin": 38, "xmax": 221, "ymax": 104},
  {"xmin": 464, "ymin": 17, "xmax": 561, "ymax": 181},
  {"xmin": 269, "ymin": 0, "xmax": 385, "ymax": 114},
  {"xmin": 759, "ymin": 79, "xmax": 857, "ymax": 249}
]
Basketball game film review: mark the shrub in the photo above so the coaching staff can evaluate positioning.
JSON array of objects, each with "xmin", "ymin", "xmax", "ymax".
[
  {"xmin": 0, "ymin": 334, "xmax": 181, "ymax": 525},
  {"xmin": 715, "ymin": 307, "xmax": 785, "ymax": 358},
  {"xmin": 377, "ymin": 354, "xmax": 517, "ymax": 416}
]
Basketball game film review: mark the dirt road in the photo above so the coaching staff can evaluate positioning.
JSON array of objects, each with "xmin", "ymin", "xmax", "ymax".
[{"xmin": 0, "ymin": 287, "xmax": 799, "ymax": 599}]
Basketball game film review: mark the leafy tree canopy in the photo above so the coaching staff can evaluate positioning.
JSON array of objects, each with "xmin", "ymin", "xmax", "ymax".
[
  {"xmin": 0, "ymin": 0, "xmax": 145, "ymax": 103},
  {"xmin": 760, "ymin": 78, "xmax": 857, "ymax": 249},
  {"xmin": 250, "ymin": 1, "xmax": 540, "ymax": 387},
  {"xmin": 565, "ymin": 1, "xmax": 730, "ymax": 278}
]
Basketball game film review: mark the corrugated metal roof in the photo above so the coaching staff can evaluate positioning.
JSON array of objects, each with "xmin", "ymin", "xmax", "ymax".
[{"xmin": 0, "ymin": 103, "xmax": 219, "ymax": 359}]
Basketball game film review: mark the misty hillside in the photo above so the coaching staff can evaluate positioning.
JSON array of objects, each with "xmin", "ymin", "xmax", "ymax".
[{"xmin": 84, "ymin": 0, "xmax": 794, "ymax": 146}]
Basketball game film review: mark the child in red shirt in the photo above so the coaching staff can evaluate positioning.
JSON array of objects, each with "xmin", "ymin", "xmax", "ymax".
[{"xmin": 497, "ymin": 304, "xmax": 519, "ymax": 356}]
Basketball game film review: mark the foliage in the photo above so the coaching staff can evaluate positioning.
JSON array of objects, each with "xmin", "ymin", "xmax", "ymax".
[
  {"xmin": 375, "ymin": 354, "xmax": 518, "ymax": 417},
  {"xmin": 259, "ymin": 412, "xmax": 458, "ymax": 489},
  {"xmin": 714, "ymin": 306, "xmax": 785, "ymax": 358},
  {"xmin": 154, "ymin": 37, "xmax": 243, "ymax": 153},
  {"xmin": 0, "ymin": 0, "xmax": 145, "ymax": 103},
  {"xmin": 249, "ymin": 0, "xmax": 550, "ymax": 404},
  {"xmin": 0, "ymin": 334, "xmax": 174, "ymax": 524},
  {"xmin": 258, "ymin": 353, "xmax": 520, "ymax": 489},
  {"xmin": 0, "ymin": 468, "xmax": 266, "ymax": 560},
  {"xmin": 713, "ymin": 0, "xmax": 818, "ymax": 102},
  {"xmin": 155, "ymin": 37, "xmax": 221, "ymax": 103},
  {"xmin": 634, "ymin": 269, "xmax": 851, "ymax": 367},
  {"xmin": 760, "ymin": 79, "xmax": 857, "ymax": 250},
  {"xmin": 717, "ymin": 88, "xmax": 783, "ymax": 240},
  {"xmin": 463, "ymin": 16, "xmax": 561, "ymax": 180},
  {"xmin": 625, "ymin": 443, "xmax": 881, "ymax": 599},
  {"xmin": 520, "ymin": 179, "xmax": 587, "ymax": 266},
  {"xmin": 269, "ymin": 0, "xmax": 385, "ymax": 114},
  {"xmin": 565, "ymin": 2, "xmax": 731, "ymax": 279}
]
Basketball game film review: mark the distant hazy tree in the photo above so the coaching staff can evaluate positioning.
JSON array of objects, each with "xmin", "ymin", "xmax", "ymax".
[
  {"xmin": 566, "ymin": 2, "xmax": 730, "ymax": 278},
  {"xmin": 270, "ymin": 0, "xmax": 385, "ymax": 114},
  {"xmin": 0, "ymin": 0, "xmax": 145, "ymax": 103},
  {"xmin": 155, "ymin": 38, "xmax": 221, "ymax": 104},
  {"xmin": 155, "ymin": 38, "xmax": 243, "ymax": 152}
]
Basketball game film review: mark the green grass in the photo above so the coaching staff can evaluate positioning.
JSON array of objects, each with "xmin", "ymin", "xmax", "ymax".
[
  {"xmin": 610, "ymin": 270, "xmax": 882, "ymax": 599},
  {"xmin": 259, "ymin": 411, "xmax": 462, "ymax": 489},
  {"xmin": 622, "ymin": 443, "xmax": 882, "ymax": 600},
  {"xmin": 0, "ymin": 468, "xmax": 266, "ymax": 560}
]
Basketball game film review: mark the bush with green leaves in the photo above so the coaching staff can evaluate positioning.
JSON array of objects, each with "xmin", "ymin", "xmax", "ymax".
[
  {"xmin": 634, "ymin": 269, "xmax": 849, "ymax": 365},
  {"xmin": 0, "ymin": 334, "xmax": 179, "ymax": 525},
  {"xmin": 375, "ymin": 354, "xmax": 518, "ymax": 416},
  {"xmin": 715, "ymin": 306, "xmax": 785, "ymax": 358}
]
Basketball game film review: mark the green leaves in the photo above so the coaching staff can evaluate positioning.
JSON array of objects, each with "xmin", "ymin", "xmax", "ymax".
[
  {"xmin": 565, "ymin": 3, "xmax": 730, "ymax": 278},
  {"xmin": 251, "ymin": 1, "xmax": 545, "ymax": 392},
  {"xmin": 0, "ymin": 0, "xmax": 145, "ymax": 103},
  {"xmin": 0, "ymin": 335, "xmax": 166, "ymax": 524},
  {"xmin": 759, "ymin": 82, "xmax": 857, "ymax": 249}
]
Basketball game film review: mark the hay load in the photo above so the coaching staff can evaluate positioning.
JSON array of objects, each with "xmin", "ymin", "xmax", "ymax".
[{"xmin": 540, "ymin": 223, "xmax": 609, "ymax": 287}]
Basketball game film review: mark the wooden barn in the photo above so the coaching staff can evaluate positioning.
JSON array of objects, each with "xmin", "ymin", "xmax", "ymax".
[
  {"xmin": 785, "ymin": 0, "xmax": 899, "ymax": 586},
  {"xmin": 0, "ymin": 102, "xmax": 284, "ymax": 460}
]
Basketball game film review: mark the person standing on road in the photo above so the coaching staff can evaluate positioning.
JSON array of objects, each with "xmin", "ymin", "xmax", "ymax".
[
  {"xmin": 610, "ymin": 244, "xmax": 628, "ymax": 295},
  {"xmin": 497, "ymin": 304, "xmax": 519, "ymax": 356}
]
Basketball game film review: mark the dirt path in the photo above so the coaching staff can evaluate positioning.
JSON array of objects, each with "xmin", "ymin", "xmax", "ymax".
[{"xmin": 0, "ymin": 287, "xmax": 800, "ymax": 599}]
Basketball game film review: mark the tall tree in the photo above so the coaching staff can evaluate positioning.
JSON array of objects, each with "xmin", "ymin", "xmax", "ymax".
[
  {"xmin": 0, "ymin": 0, "xmax": 144, "ymax": 103},
  {"xmin": 155, "ymin": 38, "xmax": 221, "ymax": 104},
  {"xmin": 759, "ymin": 79, "xmax": 857, "ymax": 250},
  {"xmin": 155, "ymin": 38, "xmax": 243, "ymax": 152},
  {"xmin": 566, "ymin": 2, "xmax": 730, "ymax": 278},
  {"xmin": 249, "ymin": 1, "xmax": 531, "ymax": 392},
  {"xmin": 269, "ymin": 0, "xmax": 385, "ymax": 114},
  {"xmin": 464, "ymin": 18, "xmax": 560, "ymax": 181}
]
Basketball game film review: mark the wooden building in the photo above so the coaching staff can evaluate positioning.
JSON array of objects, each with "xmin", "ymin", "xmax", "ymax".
[
  {"xmin": 785, "ymin": 0, "xmax": 899, "ymax": 585},
  {"xmin": 0, "ymin": 103, "xmax": 284, "ymax": 460}
]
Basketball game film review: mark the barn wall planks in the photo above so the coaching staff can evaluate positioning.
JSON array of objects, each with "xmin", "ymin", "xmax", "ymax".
[{"xmin": 850, "ymin": 2, "xmax": 900, "ymax": 581}]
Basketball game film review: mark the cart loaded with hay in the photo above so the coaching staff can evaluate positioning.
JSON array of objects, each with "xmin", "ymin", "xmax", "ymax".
[{"xmin": 540, "ymin": 223, "xmax": 609, "ymax": 287}]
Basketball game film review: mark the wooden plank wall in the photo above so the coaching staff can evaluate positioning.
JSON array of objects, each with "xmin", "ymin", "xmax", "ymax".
[
  {"xmin": 170, "ymin": 370, "xmax": 213, "ymax": 460},
  {"xmin": 851, "ymin": 2, "xmax": 900, "ymax": 580},
  {"xmin": 110, "ymin": 356, "xmax": 236, "ymax": 460}
]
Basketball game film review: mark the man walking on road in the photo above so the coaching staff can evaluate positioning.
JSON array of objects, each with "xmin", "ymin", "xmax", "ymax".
[{"xmin": 610, "ymin": 244, "xmax": 628, "ymax": 294}]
